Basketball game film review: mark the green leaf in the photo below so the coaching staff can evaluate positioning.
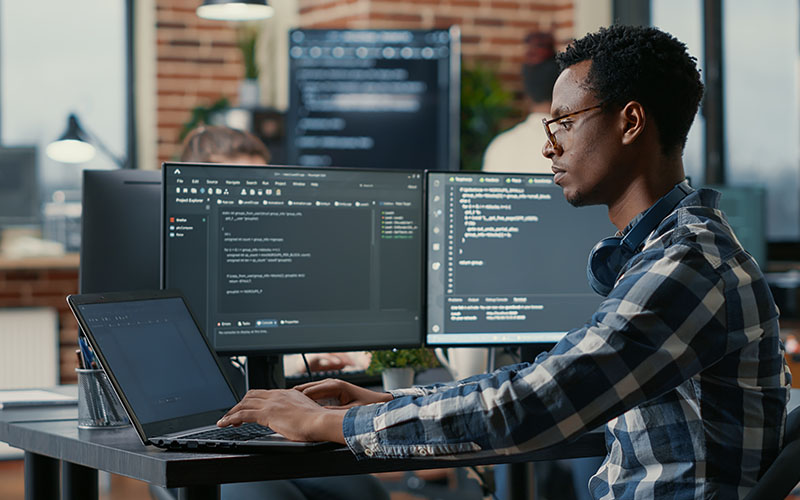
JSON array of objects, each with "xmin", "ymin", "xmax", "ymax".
[
  {"xmin": 178, "ymin": 97, "xmax": 231, "ymax": 142},
  {"xmin": 460, "ymin": 62, "xmax": 513, "ymax": 171},
  {"xmin": 366, "ymin": 348, "xmax": 439, "ymax": 375}
]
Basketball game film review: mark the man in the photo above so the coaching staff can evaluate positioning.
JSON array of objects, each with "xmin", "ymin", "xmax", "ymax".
[
  {"xmin": 218, "ymin": 26, "xmax": 790, "ymax": 499},
  {"xmin": 482, "ymin": 31, "xmax": 560, "ymax": 174}
]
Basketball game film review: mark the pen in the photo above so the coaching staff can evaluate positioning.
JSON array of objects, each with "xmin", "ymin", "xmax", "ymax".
[
  {"xmin": 93, "ymin": 373, "xmax": 110, "ymax": 426},
  {"xmin": 78, "ymin": 335, "xmax": 95, "ymax": 368}
]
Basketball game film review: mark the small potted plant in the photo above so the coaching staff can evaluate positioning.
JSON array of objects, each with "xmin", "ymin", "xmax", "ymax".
[
  {"xmin": 236, "ymin": 22, "xmax": 261, "ymax": 108},
  {"xmin": 367, "ymin": 348, "xmax": 439, "ymax": 390}
]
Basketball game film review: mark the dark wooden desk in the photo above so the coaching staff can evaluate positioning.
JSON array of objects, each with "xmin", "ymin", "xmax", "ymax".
[{"xmin": 0, "ymin": 406, "xmax": 605, "ymax": 500}]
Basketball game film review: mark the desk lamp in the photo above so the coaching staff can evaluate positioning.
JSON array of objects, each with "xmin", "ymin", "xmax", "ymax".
[
  {"xmin": 45, "ymin": 113, "xmax": 126, "ymax": 167},
  {"xmin": 196, "ymin": 0, "xmax": 274, "ymax": 21}
]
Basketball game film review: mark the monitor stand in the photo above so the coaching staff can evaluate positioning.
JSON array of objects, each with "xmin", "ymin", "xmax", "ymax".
[
  {"xmin": 245, "ymin": 355, "xmax": 286, "ymax": 390},
  {"xmin": 511, "ymin": 343, "xmax": 557, "ymax": 500},
  {"xmin": 519, "ymin": 343, "xmax": 555, "ymax": 364}
]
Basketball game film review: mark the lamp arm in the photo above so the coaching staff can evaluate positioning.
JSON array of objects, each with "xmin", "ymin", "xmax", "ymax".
[{"xmin": 83, "ymin": 126, "xmax": 127, "ymax": 168}]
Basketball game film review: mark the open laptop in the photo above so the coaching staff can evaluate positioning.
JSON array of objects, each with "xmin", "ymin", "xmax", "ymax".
[{"xmin": 67, "ymin": 289, "xmax": 335, "ymax": 452}]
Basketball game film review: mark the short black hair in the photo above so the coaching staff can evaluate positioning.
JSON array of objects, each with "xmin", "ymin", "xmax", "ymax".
[
  {"xmin": 523, "ymin": 59, "xmax": 559, "ymax": 103},
  {"xmin": 557, "ymin": 25, "xmax": 704, "ymax": 155},
  {"xmin": 521, "ymin": 32, "xmax": 559, "ymax": 103}
]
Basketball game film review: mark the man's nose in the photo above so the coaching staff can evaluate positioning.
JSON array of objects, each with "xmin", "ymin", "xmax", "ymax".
[{"xmin": 542, "ymin": 139, "xmax": 560, "ymax": 159}]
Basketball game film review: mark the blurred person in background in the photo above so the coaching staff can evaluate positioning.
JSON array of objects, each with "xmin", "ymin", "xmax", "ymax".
[{"xmin": 482, "ymin": 32, "xmax": 560, "ymax": 174}]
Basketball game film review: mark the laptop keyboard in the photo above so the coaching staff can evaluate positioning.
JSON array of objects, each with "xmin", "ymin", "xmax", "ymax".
[{"xmin": 185, "ymin": 422, "xmax": 275, "ymax": 441}]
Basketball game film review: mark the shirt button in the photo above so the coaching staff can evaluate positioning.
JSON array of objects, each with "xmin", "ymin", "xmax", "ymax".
[{"xmin": 364, "ymin": 448, "xmax": 374, "ymax": 457}]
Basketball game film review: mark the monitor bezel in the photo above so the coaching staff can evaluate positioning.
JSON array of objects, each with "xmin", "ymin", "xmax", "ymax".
[
  {"xmin": 161, "ymin": 161, "xmax": 426, "ymax": 355},
  {"xmin": 286, "ymin": 26, "xmax": 461, "ymax": 172},
  {"xmin": 80, "ymin": 169, "xmax": 162, "ymax": 294}
]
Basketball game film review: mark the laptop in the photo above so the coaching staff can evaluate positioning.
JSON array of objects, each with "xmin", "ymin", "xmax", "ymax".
[{"xmin": 67, "ymin": 289, "xmax": 336, "ymax": 452}]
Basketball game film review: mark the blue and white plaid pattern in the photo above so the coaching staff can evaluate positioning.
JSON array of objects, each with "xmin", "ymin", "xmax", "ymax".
[{"xmin": 343, "ymin": 188, "xmax": 791, "ymax": 499}]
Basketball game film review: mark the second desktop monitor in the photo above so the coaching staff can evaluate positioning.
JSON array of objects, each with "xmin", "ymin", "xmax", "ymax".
[
  {"xmin": 163, "ymin": 163, "xmax": 424, "ymax": 354},
  {"xmin": 426, "ymin": 172, "xmax": 616, "ymax": 346}
]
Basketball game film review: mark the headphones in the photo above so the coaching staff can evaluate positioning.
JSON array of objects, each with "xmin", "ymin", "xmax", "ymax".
[{"xmin": 587, "ymin": 181, "xmax": 694, "ymax": 297}]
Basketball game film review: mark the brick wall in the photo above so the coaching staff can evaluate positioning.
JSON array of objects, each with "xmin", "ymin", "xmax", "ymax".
[
  {"xmin": 0, "ymin": 259, "xmax": 80, "ymax": 384},
  {"xmin": 297, "ymin": 0, "xmax": 575, "ymax": 118},
  {"xmin": 153, "ymin": 0, "xmax": 576, "ymax": 163},
  {"xmin": 156, "ymin": 0, "xmax": 244, "ymax": 163}
]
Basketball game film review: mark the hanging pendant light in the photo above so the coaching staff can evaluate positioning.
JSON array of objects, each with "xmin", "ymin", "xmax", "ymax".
[{"xmin": 196, "ymin": 0, "xmax": 274, "ymax": 22}]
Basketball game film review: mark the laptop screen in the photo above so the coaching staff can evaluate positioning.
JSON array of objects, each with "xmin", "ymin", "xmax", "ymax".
[{"xmin": 75, "ymin": 297, "xmax": 238, "ymax": 426}]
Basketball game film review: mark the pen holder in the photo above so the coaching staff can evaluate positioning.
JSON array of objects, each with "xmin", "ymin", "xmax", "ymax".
[{"xmin": 76, "ymin": 368, "xmax": 129, "ymax": 429}]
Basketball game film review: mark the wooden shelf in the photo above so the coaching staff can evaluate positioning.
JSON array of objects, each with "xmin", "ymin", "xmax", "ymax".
[{"xmin": 0, "ymin": 253, "xmax": 79, "ymax": 270}]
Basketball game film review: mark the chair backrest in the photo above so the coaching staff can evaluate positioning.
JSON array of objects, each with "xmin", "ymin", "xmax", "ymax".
[{"xmin": 743, "ymin": 405, "xmax": 800, "ymax": 500}]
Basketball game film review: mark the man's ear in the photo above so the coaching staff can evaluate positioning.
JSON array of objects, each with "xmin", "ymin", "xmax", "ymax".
[{"xmin": 620, "ymin": 101, "xmax": 646, "ymax": 145}]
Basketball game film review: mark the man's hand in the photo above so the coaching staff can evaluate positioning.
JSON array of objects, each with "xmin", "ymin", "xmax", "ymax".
[
  {"xmin": 294, "ymin": 378, "xmax": 393, "ymax": 409},
  {"xmin": 307, "ymin": 352, "xmax": 354, "ymax": 372},
  {"xmin": 217, "ymin": 389, "xmax": 347, "ymax": 444}
]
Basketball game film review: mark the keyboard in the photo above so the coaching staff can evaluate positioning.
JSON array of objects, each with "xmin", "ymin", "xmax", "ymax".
[
  {"xmin": 285, "ymin": 369, "xmax": 382, "ymax": 388},
  {"xmin": 185, "ymin": 422, "xmax": 275, "ymax": 441}
]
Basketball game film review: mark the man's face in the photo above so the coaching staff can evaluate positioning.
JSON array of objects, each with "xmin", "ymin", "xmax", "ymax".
[{"xmin": 543, "ymin": 60, "xmax": 621, "ymax": 207}]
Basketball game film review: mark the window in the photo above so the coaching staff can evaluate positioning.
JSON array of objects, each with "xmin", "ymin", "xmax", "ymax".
[
  {"xmin": 0, "ymin": 0, "xmax": 128, "ymax": 200},
  {"xmin": 652, "ymin": 0, "xmax": 800, "ymax": 241}
]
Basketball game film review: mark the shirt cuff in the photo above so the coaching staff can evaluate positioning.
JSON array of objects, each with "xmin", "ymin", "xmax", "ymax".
[{"xmin": 343, "ymin": 403, "xmax": 384, "ymax": 460}]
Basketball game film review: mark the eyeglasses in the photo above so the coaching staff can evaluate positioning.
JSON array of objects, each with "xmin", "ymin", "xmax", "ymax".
[{"xmin": 542, "ymin": 103, "xmax": 605, "ymax": 149}]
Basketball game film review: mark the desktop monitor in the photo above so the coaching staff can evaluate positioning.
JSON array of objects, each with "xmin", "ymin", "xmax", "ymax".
[
  {"xmin": 0, "ymin": 146, "xmax": 38, "ymax": 227},
  {"xmin": 162, "ymin": 162, "xmax": 424, "ymax": 355},
  {"xmin": 426, "ymin": 172, "xmax": 616, "ymax": 346},
  {"xmin": 80, "ymin": 169, "xmax": 162, "ymax": 293},
  {"xmin": 286, "ymin": 28, "xmax": 460, "ymax": 171}
]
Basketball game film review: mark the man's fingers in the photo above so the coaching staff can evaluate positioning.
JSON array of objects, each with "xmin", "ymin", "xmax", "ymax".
[
  {"xmin": 293, "ymin": 378, "xmax": 336, "ymax": 392},
  {"xmin": 301, "ymin": 386, "xmax": 342, "ymax": 403},
  {"xmin": 242, "ymin": 389, "xmax": 272, "ymax": 399},
  {"xmin": 300, "ymin": 383, "xmax": 333, "ymax": 395},
  {"xmin": 298, "ymin": 382, "xmax": 340, "ymax": 398},
  {"xmin": 221, "ymin": 401, "xmax": 245, "ymax": 418},
  {"xmin": 218, "ymin": 409, "xmax": 265, "ymax": 427}
]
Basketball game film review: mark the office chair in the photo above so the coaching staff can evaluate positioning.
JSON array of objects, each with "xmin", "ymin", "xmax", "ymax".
[{"xmin": 743, "ymin": 405, "xmax": 800, "ymax": 500}]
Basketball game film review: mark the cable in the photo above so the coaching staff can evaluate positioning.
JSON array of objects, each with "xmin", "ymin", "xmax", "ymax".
[
  {"xmin": 229, "ymin": 356, "xmax": 246, "ymax": 377},
  {"xmin": 505, "ymin": 346, "xmax": 522, "ymax": 364},
  {"xmin": 301, "ymin": 353, "xmax": 313, "ymax": 381},
  {"xmin": 468, "ymin": 466, "xmax": 500, "ymax": 500},
  {"xmin": 269, "ymin": 361, "xmax": 279, "ymax": 389}
]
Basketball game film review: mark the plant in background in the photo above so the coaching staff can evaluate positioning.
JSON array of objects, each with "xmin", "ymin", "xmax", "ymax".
[
  {"xmin": 237, "ymin": 23, "xmax": 261, "ymax": 80},
  {"xmin": 178, "ymin": 97, "xmax": 230, "ymax": 142},
  {"xmin": 367, "ymin": 348, "xmax": 439, "ymax": 375},
  {"xmin": 460, "ymin": 62, "xmax": 514, "ymax": 171}
]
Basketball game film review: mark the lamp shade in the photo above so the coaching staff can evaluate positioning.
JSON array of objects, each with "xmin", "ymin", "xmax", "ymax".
[
  {"xmin": 196, "ymin": 0, "xmax": 274, "ymax": 21},
  {"xmin": 46, "ymin": 114, "xmax": 97, "ymax": 164}
]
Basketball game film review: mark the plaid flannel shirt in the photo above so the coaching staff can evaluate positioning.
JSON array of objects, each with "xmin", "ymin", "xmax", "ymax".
[{"xmin": 342, "ymin": 188, "xmax": 791, "ymax": 499}]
